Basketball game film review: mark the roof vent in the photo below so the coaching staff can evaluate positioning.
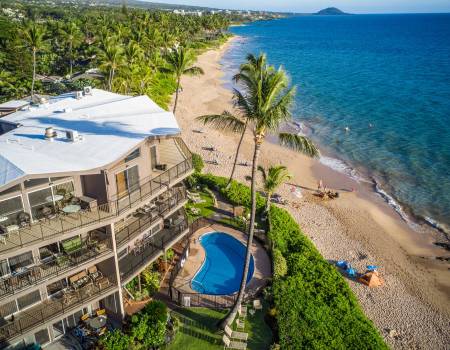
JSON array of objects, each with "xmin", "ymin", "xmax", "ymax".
[
  {"xmin": 63, "ymin": 107, "xmax": 73, "ymax": 113},
  {"xmin": 83, "ymin": 86, "xmax": 93, "ymax": 95},
  {"xmin": 75, "ymin": 91, "xmax": 83, "ymax": 99},
  {"xmin": 66, "ymin": 130, "xmax": 83, "ymax": 142},
  {"xmin": 45, "ymin": 127, "xmax": 57, "ymax": 141}
]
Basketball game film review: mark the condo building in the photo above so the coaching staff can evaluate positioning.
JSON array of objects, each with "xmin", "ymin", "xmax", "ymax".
[{"xmin": 0, "ymin": 89, "xmax": 193, "ymax": 349}]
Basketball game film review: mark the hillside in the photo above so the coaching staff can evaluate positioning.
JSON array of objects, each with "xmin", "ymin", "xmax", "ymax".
[{"xmin": 316, "ymin": 7, "xmax": 349, "ymax": 15}]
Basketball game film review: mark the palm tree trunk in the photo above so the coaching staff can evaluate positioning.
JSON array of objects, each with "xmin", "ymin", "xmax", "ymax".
[
  {"xmin": 173, "ymin": 77, "xmax": 180, "ymax": 114},
  {"xmin": 220, "ymin": 138, "xmax": 262, "ymax": 329},
  {"xmin": 69, "ymin": 41, "xmax": 73, "ymax": 77},
  {"xmin": 226, "ymin": 121, "xmax": 248, "ymax": 189},
  {"xmin": 31, "ymin": 48, "xmax": 36, "ymax": 98},
  {"xmin": 265, "ymin": 191, "xmax": 271, "ymax": 214}
]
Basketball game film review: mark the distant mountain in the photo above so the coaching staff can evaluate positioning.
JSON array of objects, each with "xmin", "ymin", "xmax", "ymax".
[{"xmin": 315, "ymin": 7, "xmax": 349, "ymax": 15}]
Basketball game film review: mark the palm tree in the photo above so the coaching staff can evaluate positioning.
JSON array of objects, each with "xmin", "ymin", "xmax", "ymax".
[
  {"xmin": 19, "ymin": 21, "xmax": 47, "ymax": 98},
  {"xmin": 162, "ymin": 46, "xmax": 204, "ymax": 113},
  {"xmin": 97, "ymin": 39, "xmax": 124, "ymax": 91},
  {"xmin": 217, "ymin": 53, "xmax": 320, "ymax": 328},
  {"xmin": 258, "ymin": 165, "xmax": 292, "ymax": 213},
  {"xmin": 60, "ymin": 21, "xmax": 82, "ymax": 76},
  {"xmin": 197, "ymin": 54, "xmax": 268, "ymax": 188}
]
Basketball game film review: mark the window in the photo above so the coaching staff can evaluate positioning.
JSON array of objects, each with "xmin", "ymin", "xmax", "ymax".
[
  {"xmin": 17, "ymin": 290, "xmax": 41, "ymax": 310},
  {"xmin": 47, "ymin": 278, "xmax": 67, "ymax": 297},
  {"xmin": 39, "ymin": 243, "xmax": 60, "ymax": 261},
  {"xmin": 116, "ymin": 165, "xmax": 139, "ymax": 196},
  {"xmin": 0, "ymin": 259, "xmax": 10, "ymax": 278},
  {"xmin": 0, "ymin": 184, "xmax": 21, "ymax": 197},
  {"xmin": 0, "ymin": 195, "xmax": 24, "ymax": 226},
  {"xmin": 125, "ymin": 148, "xmax": 140, "ymax": 162},
  {"xmin": 117, "ymin": 248, "xmax": 128, "ymax": 260},
  {"xmin": 34, "ymin": 328, "xmax": 50, "ymax": 346},
  {"xmin": 27, "ymin": 181, "xmax": 74, "ymax": 220},
  {"xmin": 28, "ymin": 187, "xmax": 53, "ymax": 220},
  {"xmin": 24, "ymin": 178, "xmax": 49, "ymax": 188},
  {"xmin": 0, "ymin": 299, "xmax": 18, "ymax": 318},
  {"xmin": 9, "ymin": 251, "xmax": 33, "ymax": 274},
  {"xmin": 52, "ymin": 320, "xmax": 64, "ymax": 339}
]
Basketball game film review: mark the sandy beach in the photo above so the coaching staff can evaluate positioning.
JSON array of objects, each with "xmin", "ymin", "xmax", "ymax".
[{"xmin": 173, "ymin": 37, "xmax": 450, "ymax": 349}]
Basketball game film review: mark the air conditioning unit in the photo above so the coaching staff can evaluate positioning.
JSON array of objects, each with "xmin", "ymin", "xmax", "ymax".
[
  {"xmin": 66, "ymin": 130, "xmax": 80, "ymax": 142},
  {"xmin": 83, "ymin": 86, "xmax": 93, "ymax": 95},
  {"xmin": 75, "ymin": 91, "xmax": 83, "ymax": 99}
]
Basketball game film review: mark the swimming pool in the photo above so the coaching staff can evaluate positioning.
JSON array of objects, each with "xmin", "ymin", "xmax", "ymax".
[{"xmin": 191, "ymin": 232, "xmax": 254, "ymax": 295}]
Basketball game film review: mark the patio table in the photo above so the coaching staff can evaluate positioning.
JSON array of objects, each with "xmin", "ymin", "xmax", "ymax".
[
  {"xmin": 6, "ymin": 225, "xmax": 19, "ymax": 233},
  {"xmin": 62, "ymin": 204, "xmax": 81, "ymax": 214},
  {"xmin": 46, "ymin": 195, "xmax": 64, "ymax": 202},
  {"xmin": 88, "ymin": 315, "xmax": 107, "ymax": 330}
]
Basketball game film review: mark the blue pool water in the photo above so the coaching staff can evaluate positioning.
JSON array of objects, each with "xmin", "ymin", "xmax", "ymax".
[
  {"xmin": 224, "ymin": 14, "xmax": 450, "ymax": 234},
  {"xmin": 191, "ymin": 232, "xmax": 254, "ymax": 295}
]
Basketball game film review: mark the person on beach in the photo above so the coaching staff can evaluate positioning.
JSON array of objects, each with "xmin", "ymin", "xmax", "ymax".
[{"xmin": 318, "ymin": 179, "xmax": 323, "ymax": 192}]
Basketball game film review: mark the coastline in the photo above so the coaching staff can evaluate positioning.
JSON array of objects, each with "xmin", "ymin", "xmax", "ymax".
[{"xmin": 174, "ymin": 37, "xmax": 450, "ymax": 349}]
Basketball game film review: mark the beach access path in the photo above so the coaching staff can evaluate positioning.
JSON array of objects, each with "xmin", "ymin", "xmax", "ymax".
[{"xmin": 172, "ymin": 37, "xmax": 450, "ymax": 350}]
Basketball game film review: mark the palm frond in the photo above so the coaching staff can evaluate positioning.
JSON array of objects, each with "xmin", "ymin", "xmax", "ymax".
[
  {"xmin": 184, "ymin": 66, "xmax": 204, "ymax": 76},
  {"xmin": 278, "ymin": 133, "xmax": 320, "ymax": 158},
  {"xmin": 196, "ymin": 111, "xmax": 246, "ymax": 133}
]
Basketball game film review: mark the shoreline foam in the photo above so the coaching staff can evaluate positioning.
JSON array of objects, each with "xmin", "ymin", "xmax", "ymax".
[{"xmin": 174, "ymin": 36, "xmax": 450, "ymax": 349}]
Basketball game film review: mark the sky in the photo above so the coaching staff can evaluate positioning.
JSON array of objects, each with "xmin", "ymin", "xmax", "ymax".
[{"xmin": 146, "ymin": 0, "xmax": 450, "ymax": 13}]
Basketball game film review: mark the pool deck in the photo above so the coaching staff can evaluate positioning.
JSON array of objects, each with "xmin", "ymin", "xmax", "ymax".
[{"xmin": 172, "ymin": 223, "xmax": 271, "ymax": 296}]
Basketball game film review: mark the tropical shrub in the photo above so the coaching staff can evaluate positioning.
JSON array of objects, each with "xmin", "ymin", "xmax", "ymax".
[
  {"xmin": 192, "ymin": 153, "xmax": 204, "ymax": 173},
  {"xmin": 269, "ymin": 206, "xmax": 387, "ymax": 349},
  {"xmin": 272, "ymin": 248, "xmax": 287, "ymax": 278},
  {"xmin": 98, "ymin": 329, "xmax": 130, "ymax": 350}
]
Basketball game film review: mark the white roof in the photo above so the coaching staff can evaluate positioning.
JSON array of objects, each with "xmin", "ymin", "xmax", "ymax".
[
  {"xmin": 0, "ymin": 89, "xmax": 180, "ymax": 188},
  {"xmin": 0, "ymin": 100, "xmax": 29, "ymax": 109}
]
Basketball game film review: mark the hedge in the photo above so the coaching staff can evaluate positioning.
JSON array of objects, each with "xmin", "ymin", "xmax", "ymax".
[
  {"xmin": 269, "ymin": 206, "xmax": 387, "ymax": 349},
  {"xmin": 196, "ymin": 173, "xmax": 265, "ymax": 211},
  {"xmin": 196, "ymin": 172, "xmax": 387, "ymax": 350}
]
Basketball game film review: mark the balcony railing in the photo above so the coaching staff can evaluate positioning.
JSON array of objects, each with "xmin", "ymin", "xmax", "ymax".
[
  {"xmin": 0, "ymin": 237, "xmax": 113, "ymax": 301},
  {"xmin": 115, "ymin": 186, "xmax": 187, "ymax": 247},
  {"xmin": 119, "ymin": 211, "xmax": 189, "ymax": 282},
  {"xmin": 0, "ymin": 138, "xmax": 193, "ymax": 254},
  {"xmin": 0, "ymin": 276, "xmax": 117, "ymax": 345}
]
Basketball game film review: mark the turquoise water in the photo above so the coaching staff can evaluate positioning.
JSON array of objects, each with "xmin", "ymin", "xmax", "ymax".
[
  {"xmin": 224, "ymin": 14, "xmax": 450, "ymax": 233},
  {"xmin": 191, "ymin": 232, "xmax": 254, "ymax": 295}
]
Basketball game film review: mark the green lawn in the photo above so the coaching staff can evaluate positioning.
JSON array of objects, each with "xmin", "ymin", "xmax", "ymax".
[
  {"xmin": 186, "ymin": 190, "xmax": 215, "ymax": 222},
  {"xmin": 165, "ymin": 305, "xmax": 273, "ymax": 350}
]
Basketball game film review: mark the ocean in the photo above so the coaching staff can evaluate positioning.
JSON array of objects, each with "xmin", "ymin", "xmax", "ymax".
[{"xmin": 223, "ymin": 14, "xmax": 450, "ymax": 234}]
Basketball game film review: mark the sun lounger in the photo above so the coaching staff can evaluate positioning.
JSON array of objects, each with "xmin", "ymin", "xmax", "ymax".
[
  {"xmin": 238, "ymin": 305, "xmax": 247, "ymax": 318},
  {"xmin": 253, "ymin": 299, "xmax": 262, "ymax": 310},
  {"xmin": 223, "ymin": 335, "xmax": 247, "ymax": 349},
  {"xmin": 236, "ymin": 318, "xmax": 245, "ymax": 330},
  {"xmin": 225, "ymin": 325, "xmax": 248, "ymax": 341}
]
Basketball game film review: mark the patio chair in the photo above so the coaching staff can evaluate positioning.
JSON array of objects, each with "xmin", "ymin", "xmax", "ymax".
[
  {"xmin": 223, "ymin": 335, "xmax": 247, "ymax": 350},
  {"xmin": 96, "ymin": 309, "xmax": 106, "ymax": 317},
  {"xmin": 88, "ymin": 265, "xmax": 103, "ymax": 282},
  {"xmin": 17, "ymin": 212, "xmax": 30, "ymax": 228},
  {"xmin": 225, "ymin": 325, "xmax": 248, "ymax": 341},
  {"xmin": 80, "ymin": 313, "xmax": 90, "ymax": 322},
  {"xmin": 253, "ymin": 299, "xmax": 263, "ymax": 310},
  {"xmin": 41, "ymin": 206, "xmax": 57, "ymax": 220}
]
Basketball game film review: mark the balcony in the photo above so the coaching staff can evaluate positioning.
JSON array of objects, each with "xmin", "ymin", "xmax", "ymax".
[
  {"xmin": 119, "ymin": 210, "xmax": 189, "ymax": 283},
  {"xmin": 0, "ymin": 275, "xmax": 117, "ymax": 346},
  {"xmin": 0, "ymin": 138, "xmax": 193, "ymax": 255},
  {"xmin": 115, "ymin": 185, "xmax": 187, "ymax": 247},
  {"xmin": 0, "ymin": 236, "xmax": 113, "ymax": 301}
]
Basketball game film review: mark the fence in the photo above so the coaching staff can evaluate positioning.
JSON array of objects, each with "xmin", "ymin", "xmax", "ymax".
[
  {"xmin": 115, "ymin": 186, "xmax": 187, "ymax": 247},
  {"xmin": 0, "ymin": 276, "xmax": 117, "ymax": 345},
  {"xmin": 167, "ymin": 217, "xmax": 240, "ymax": 309},
  {"xmin": 0, "ymin": 237, "xmax": 113, "ymax": 301},
  {"xmin": 119, "ymin": 212, "xmax": 189, "ymax": 282}
]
